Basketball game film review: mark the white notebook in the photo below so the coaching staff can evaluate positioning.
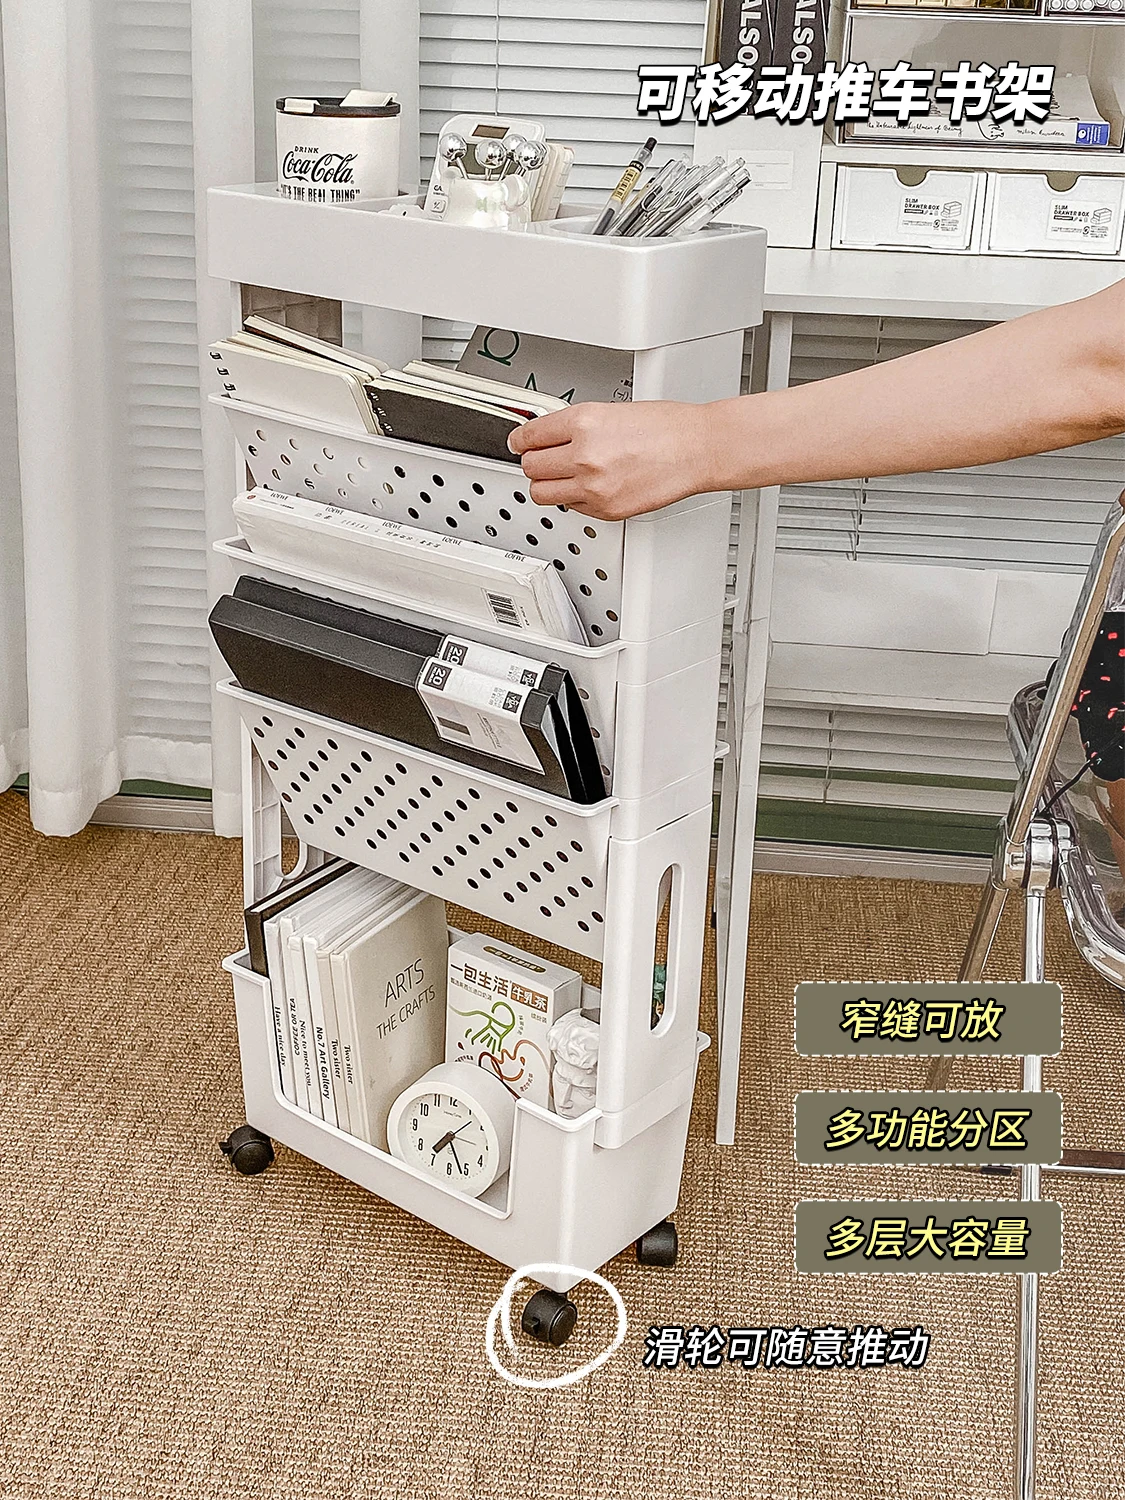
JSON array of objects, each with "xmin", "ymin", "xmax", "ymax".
[
  {"xmin": 232, "ymin": 486, "xmax": 587, "ymax": 644},
  {"xmin": 303, "ymin": 880, "xmax": 414, "ymax": 1133},
  {"xmin": 331, "ymin": 890, "xmax": 449, "ymax": 1150},
  {"xmin": 210, "ymin": 343, "xmax": 380, "ymax": 435},
  {"xmin": 300, "ymin": 875, "xmax": 402, "ymax": 1130}
]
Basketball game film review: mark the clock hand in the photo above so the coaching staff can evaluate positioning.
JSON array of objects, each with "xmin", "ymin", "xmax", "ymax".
[
  {"xmin": 431, "ymin": 1121, "xmax": 474, "ymax": 1155},
  {"xmin": 449, "ymin": 1141, "xmax": 464, "ymax": 1173}
]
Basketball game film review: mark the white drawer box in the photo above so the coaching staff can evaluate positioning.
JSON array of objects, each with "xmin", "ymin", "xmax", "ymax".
[
  {"xmin": 832, "ymin": 166, "xmax": 984, "ymax": 252},
  {"xmin": 983, "ymin": 172, "xmax": 1125, "ymax": 258}
]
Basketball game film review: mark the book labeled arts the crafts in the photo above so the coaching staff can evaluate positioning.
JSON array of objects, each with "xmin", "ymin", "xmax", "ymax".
[
  {"xmin": 445, "ymin": 934, "xmax": 582, "ymax": 1108},
  {"xmin": 256, "ymin": 868, "xmax": 449, "ymax": 1149}
]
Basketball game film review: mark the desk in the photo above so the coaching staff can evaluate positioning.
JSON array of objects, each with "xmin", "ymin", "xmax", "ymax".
[{"xmin": 713, "ymin": 249, "xmax": 1122, "ymax": 1142}]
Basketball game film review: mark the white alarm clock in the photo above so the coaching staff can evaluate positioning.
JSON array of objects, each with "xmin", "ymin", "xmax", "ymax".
[{"xmin": 387, "ymin": 1061, "xmax": 517, "ymax": 1197}]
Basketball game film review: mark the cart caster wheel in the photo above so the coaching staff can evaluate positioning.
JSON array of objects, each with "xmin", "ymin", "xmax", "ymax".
[
  {"xmin": 521, "ymin": 1288, "xmax": 578, "ymax": 1347},
  {"xmin": 636, "ymin": 1219, "xmax": 678, "ymax": 1267},
  {"xmin": 219, "ymin": 1124, "xmax": 274, "ymax": 1176}
]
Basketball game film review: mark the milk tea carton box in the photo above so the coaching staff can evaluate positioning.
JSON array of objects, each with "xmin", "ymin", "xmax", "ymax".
[{"xmin": 445, "ymin": 933, "xmax": 581, "ymax": 1107}]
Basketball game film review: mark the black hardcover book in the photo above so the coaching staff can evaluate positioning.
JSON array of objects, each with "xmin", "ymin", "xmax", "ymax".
[
  {"xmin": 210, "ymin": 584, "xmax": 605, "ymax": 803},
  {"xmin": 769, "ymin": 0, "xmax": 826, "ymax": 75},
  {"xmin": 715, "ymin": 0, "xmax": 774, "ymax": 83},
  {"xmin": 368, "ymin": 378, "xmax": 523, "ymax": 465},
  {"xmin": 229, "ymin": 577, "xmax": 606, "ymax": 801},
  {"xmin": 243, "ymin": 858, "xmax": 350, "ymax": 976}
]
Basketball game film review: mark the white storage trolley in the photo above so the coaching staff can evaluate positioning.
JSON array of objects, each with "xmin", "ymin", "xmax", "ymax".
[{"xmin": 206, "ymin": 187, "xmax": 766, "ymax": 1343}]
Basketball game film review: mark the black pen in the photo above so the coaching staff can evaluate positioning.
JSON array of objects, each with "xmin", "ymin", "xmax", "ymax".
[{"xmin": 591, "ymin": 137, "xmax": 657, "ymax": 236}]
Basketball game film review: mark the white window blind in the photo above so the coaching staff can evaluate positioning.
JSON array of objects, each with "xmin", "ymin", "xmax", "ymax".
[
  {"xmin": 104, "ymin": 3, "xmax": 367, "ymax": 769},
  {"xmin": 754, "ymin": 312, "xmax": 1120, "ymax": 826},
  {"xmin": 111, "ymin": 1, "xmax": 210, "ymax": 761},
  {"xmin": 759, "ymin": 702, "xmax": 1016, "ymax": 818},
  {"xmin": 418, "ymin": 0, "xmax": 706, "ymax": 363},
  {"xmin": 420, "ymin": 0, "xmax": 705, "ymax": 196},
  {"xmin": 778, "ymin": 314, "xmax": 1124, "ymax": 575},
  {"xmin": 251, "ymin": 1, "xmax": 362, "ymax": 181}
]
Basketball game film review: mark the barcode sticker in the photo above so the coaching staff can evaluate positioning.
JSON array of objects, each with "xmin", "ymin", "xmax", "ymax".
[
  {"xmin": 487, "ymin": 592, "xmax": 522, "ymax": 628},
  {"xmin": 486, "ymin": 588, "xmax": 534, "ymax": 630},
  {"xmin": 417, "ymin": 660, "xmax": 542, "ymax": 771}
]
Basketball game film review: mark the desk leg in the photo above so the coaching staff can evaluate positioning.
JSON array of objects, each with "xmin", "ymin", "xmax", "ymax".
[{"xmin": 714, "ymin": 312, "xmax": 793, "ymax": 1144}]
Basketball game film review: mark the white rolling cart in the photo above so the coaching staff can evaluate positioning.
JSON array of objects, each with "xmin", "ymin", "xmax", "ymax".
[{"xmin": 205, "ymin": 185, "xmax": 766, "ymax": 1342}]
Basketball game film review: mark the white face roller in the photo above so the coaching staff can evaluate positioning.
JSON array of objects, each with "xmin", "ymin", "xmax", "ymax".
[
  {"xmin": 513, "ymin": 140, "xmax": 547, "ymax": 176},
  {"xmin": 475, "ymin": 138, "xmax": 509, "ymax": 179},
  {"xmin": 438, "ymin": 133, "xmax": 468, "ymax": 177}
]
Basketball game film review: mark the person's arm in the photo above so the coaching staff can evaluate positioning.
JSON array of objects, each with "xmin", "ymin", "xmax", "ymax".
[{"xmin": 509, "ymin": 278, "xmax": 1125, "ymax": 521}]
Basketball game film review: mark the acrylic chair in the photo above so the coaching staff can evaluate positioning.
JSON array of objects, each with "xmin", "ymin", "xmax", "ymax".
[{"xmin": 928, "ymin": 489, "xmax": 1125, "ymax": 1500}]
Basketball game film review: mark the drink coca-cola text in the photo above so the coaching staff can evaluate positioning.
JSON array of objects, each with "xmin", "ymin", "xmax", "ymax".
[{"xmin": 282, "ymin": 149, "xmax": 357, "ymax": 184}]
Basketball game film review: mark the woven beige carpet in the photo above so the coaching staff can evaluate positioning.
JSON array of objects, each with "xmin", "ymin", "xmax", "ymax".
[{"xmin": 1, "ymin": 789, "xmax": 1122, "ymax": 1500}]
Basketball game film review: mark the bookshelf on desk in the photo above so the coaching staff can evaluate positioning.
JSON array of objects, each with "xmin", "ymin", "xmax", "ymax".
[{"xmin": 205, "ymin": 185, "xmax": 766, "ymax": 1326}]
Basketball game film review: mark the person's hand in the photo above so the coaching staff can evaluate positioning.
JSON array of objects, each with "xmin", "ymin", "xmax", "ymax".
[{"xmin": 507, "ymin": 401, "xmax": 714, "ymax": 522}]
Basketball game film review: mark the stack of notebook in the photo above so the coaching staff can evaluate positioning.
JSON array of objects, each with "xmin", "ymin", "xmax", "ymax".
[
  {"xmin": 210, "ymin": 316, "xmax": 568, "ymax": 463},
  {"xmin": 232, "ymin": 486, "xmax": 587, "ymax": 645},
  {"xmin": 245, "ymin": 861, "xmax": 449, "ymax": 1149},
  {"xmin": 210, "ymin": 576, "xmax": 606, "ymax": 803}
]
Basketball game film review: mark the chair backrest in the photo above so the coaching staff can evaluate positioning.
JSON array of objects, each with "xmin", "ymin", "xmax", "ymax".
[{"xmin": 1008, "ymin": 492, "xmax": 1125, "ymax": 847}]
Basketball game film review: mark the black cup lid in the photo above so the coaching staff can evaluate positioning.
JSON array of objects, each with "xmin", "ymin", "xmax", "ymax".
[{"xmin": 276, "ymin": 96, "xmax": 400, "ymax": 118}]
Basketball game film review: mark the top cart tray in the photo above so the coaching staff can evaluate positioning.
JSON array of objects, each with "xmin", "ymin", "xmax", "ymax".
[{"xmin": 207, "ymin": 187, "xmax": 768, "ymax": 350}]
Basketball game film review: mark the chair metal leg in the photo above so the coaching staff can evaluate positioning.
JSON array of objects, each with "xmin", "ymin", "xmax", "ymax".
[
  {"xmin": 927, "ymin": 872, "xmax": 1009, "ymax": 1089},
  {"xmin": 1015, "ymin": 873, "xmax": 1047, "ymax": 1500}
]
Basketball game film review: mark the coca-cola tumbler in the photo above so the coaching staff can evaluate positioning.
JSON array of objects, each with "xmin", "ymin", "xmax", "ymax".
[{"xmin": 275, "ymin": 94, "xmax": 401, "ymax": 205}]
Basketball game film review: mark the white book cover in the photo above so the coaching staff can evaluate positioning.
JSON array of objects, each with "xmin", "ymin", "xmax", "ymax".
[
  {"xmin": 456, "ymin": 327, "xmax": 633, "ymax": 406},
  {"xmin": 210, "ymin": 344, "xmax": 379, "ymax": 434},
  {"xmin": 315, "ymin": 885, "xmax": 418, "ymax": 1136},
  {"xmin": 332, "ymin": 891, "xmax": 449, "ymax": 1150},
  {"xmin": 232, "ymin": 487, "xmax": 586, "ymax": 644},
  {"xmin": 276, "ymin": 917, "xmax": 318, "ymax": 1114},
  {"xmin": 241, "ymin": 316, "xmax": 388, "ymax": 380},
  {"xmin": 399, "ymin": 361, "xmax": 568, "ymax": 416},
  {"xmin": 271, "ymin": 869, "xmax": 385, "ymax": 1118},
  {"xmin": 302, "ymin": 877, "xmax": 406, "ymax": 1135},
  {"xmin": 263, "ymin": 915, "xmax": 298, "ymax": 1104}
]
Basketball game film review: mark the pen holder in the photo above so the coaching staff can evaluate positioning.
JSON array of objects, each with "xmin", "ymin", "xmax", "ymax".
[{"xmin": 429, "ymin": 170, "xmax": 531, "ymax": 231}]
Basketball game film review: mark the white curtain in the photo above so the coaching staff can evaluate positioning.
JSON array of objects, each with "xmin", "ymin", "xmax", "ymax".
[
  {"xmin": 0, "ymin": 0, "xmax": 417, "ymax": 837},
  {"xmin": 0, "ymin": 0, "xmax": 253, "ymax": 835}
]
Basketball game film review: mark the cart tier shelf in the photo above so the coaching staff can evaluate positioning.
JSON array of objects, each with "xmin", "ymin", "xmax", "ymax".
[
  {"xmin": 221, "ymin": 679, "xmax": 719, "ymax": 962},
  {"xmin": 207, "ymin": 186, "xmax": 768, "ymax": 349},
  {"xmin": 213, "ymin": 395, "xmax": 732, "ymax": 648}
]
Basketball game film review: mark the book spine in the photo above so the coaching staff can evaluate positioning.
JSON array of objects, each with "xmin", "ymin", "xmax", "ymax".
[
  {"xmin": 302, "ymin": 937, "xmax": 339, "ymax": 1128},
  {"xmin": 716, "ymin": 0, "xmax": 774, "ymax": 86},
  {"xmin": 769, "ymin": 0, "xmax": 827, "ymax": 75},
  {"xmin": 283, "ymin": 926, "xmax": 321, "ymax": 1117},
  {"xmin": 309, "ymin": 930, "xmax": 348, "ymax": 1128},
  {"xmin": 322, "ymin": 945, "xmax": 360, "ymax": 1138},
  {"xmin": 332, "ymin": 949, "xmax": 373, "ymax": 1145},
  {"xmin": 264, "ymin": 918, "xmax": 298, "ymax": 1104}
]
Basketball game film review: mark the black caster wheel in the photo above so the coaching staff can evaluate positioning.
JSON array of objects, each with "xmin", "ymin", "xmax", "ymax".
[
  {"xmin": 636, "ymin": 1219, "xmax": 679, "ymax": 1267},
  {"xmin": 521, "ymin": 1288, "xmax": 578, "ymax": 1347},
  {"xmin": 219, "ymin": 1124, "xmax": 274, "ymax": 1176}
]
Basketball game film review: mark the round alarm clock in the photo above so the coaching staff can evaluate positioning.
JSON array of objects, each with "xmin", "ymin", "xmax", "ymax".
[{"xmin": 387, "ymin": 1062, "xmax": 517, "ymax": 1197}]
